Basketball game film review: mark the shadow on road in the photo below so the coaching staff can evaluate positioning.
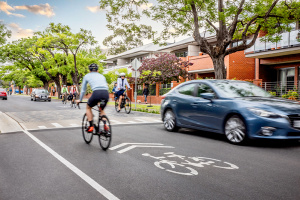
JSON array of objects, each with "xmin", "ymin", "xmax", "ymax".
[{"xmin": 172, "ymin": 128, "xmax": 300, "ymax": 149}]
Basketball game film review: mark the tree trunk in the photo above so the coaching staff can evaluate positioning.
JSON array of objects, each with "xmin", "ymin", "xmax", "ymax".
[
  {"xmin": 212, "ymin": 55, "xmax": 227, "ymax": 79},
  {"xmin": 18, "ymin": 86, "xmax": 21, "ymax": 94},
  {"xmin": 61, "ymin": 74, "xmax": 68, "ymax": 86},
  {"xmin": 43, "ymin": 81, "xmax": 49, "ymax": 90},
  {"xmin": 53, "ymin": 77, "xmax": 61, "ymax": 99}
]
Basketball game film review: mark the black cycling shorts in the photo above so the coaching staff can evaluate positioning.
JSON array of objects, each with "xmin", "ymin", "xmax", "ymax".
[{"xmin": 87, "ymin": 90, "xmax": 109, "ymax": 109}]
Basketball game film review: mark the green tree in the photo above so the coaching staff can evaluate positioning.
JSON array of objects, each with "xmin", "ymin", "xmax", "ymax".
[
  {"xmin": 41, "ymin": 23, "xmax": 98, "ymax": 89},
  {"xmin": 102, "ymin": 24, "xmax": 154, "ymax": 55},
  {"xmin": 99, "ymin": 0, "xmax": 300, "ymax": 79},
  {"xmin": 0, "ymin": 38, "xmax": 51, "ymax": 89},
  {"xmin": 0, "ymin": 22, "xmax": 11, "ymax": 45}
]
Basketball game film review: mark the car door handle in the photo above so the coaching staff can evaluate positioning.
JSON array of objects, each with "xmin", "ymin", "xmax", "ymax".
[{"xmin": 173, "ymin": 100, "xmax": 177, "ymax": 102}]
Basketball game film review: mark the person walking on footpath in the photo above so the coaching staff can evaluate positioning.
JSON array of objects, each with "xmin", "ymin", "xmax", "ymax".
[
  {"xmin": 112, "ymin": 82, "xmax": 117, "ymax": 100},
  {"xmin": 143, "ymin": 85, "xmax": 149, "ymax": 104},
  {"xmin": 9, "ymin": 86, "xmax": 12, "ymax": 95},
  {"xmin": 52, "ymin": 87, "xmax": 56, "ymax": 97}
]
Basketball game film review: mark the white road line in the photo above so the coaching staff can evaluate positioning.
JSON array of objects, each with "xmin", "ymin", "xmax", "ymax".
[
  {"xmin": 109, "ymin": 120, "xmax": 122, "ymax": 124},
  {"xmin": 110, "ymin": 143, "xmax": 164, "ymax": 150},
  {"xmin": 134, "ymin": 119, "xmax": 148, "ymax": 123},
  {"xmin": 51, "ymin": 123, "xmax": 63, "ymax": 128},
  {"xmin": 153, "ymin": 120, "xmax": 161, "ymax": 122},
  {"xmin": 70, "ymin": 124, "xmax": 79, "ymax": 127},
  {"xmin": 23, "ymin": 130, "xmax": 120, "ymax": 200},
  {"xmin": 38, "ymin": 126, "xmax": 47, "ymax": 129},
  {"xmin": 127, "ymin": 121, "xmax": 137, "ymax": 124}
]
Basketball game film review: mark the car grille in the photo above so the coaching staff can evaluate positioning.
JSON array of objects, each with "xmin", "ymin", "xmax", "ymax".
[
  {"xmin": 287, "ymin": 114, "xmax": 300, "ymax": 129},
  {"xmin": 287, "ymin": 132, "xmax": 300, "ymax": 136}
]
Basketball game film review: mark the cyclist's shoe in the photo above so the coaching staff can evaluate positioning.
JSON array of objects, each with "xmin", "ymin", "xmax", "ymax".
[
  {"xmin": 104, "ymin": 124, "xmax": 110, "ymax": 132},
  {"xmin": 86, "ymin": 126, "xmax": 94, "ymax": 133}
]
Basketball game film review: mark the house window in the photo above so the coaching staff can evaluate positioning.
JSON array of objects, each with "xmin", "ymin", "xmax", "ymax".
[
  {"xmin": 279, "ymin": 68, "xmax": 295, "ymax": 86},
  {"xmin": 175, "ymin": 52, "xmax": 188, "ymax": 57}
]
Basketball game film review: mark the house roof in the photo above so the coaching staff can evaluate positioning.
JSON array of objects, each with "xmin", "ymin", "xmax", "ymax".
[{"xmin": 104, "ymin": 43, "xmax": 161, "ymax": 61}]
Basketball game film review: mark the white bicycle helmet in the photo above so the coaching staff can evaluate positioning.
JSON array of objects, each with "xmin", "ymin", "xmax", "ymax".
[{"xmin": 120, "ymin": 73, "xmax": 126, "ymax": 77}]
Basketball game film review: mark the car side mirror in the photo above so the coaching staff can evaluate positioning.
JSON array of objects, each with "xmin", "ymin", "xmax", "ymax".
[{"xmin": 200, "ymin": 93, "xmax": 215, "ymax": 100}]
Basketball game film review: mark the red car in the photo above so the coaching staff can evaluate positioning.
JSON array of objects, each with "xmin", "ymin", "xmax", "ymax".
[{"xmin": 0, "ymin": 88, "xmax": 7, "ymax": 100}]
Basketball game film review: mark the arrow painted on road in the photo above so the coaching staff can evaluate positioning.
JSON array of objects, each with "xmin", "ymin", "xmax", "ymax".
[{"xmin": 109, "ymin": 143, "xmax": 174, "ymax": 154}]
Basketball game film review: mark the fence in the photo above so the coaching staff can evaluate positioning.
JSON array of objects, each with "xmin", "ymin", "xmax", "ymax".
[
  {"xmin": 245, "ymin": 30, "xmax": 300, "ymax": 54},
  {"xmin": 261, "ymin": 81, "xmax": 299, "ymax": 98}
]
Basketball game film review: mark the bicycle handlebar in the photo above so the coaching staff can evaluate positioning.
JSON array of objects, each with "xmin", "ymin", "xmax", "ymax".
[{"xmin": 77, "ymin": 102, "xmax": 87, "ymax": 110}]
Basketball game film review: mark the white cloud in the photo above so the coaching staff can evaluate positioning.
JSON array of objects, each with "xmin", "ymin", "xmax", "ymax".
[
  {"xmin": 8, "ymin": 23, "xmax": 34, "ymax": 40},
  {"xmin": 86, "ymin": 6, "xmax": 102, "ymax": 13},
  {"xmin": 0, "ymin": 1, "xmax": 25, "ymax": 17},
  {"xmin": 140, "ymin": 3, "xmax": 153, "ymax": 10},
  {"xmin": 14, "ymin": 3, "xmax": 55, "ymax": 17}
]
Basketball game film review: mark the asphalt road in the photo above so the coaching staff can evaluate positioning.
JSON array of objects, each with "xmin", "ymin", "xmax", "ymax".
[{"xmin": 0, "ymin": 95, "xmax": 299, "ymax": 200}]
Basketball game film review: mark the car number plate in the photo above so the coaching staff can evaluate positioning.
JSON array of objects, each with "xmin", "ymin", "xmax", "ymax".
[{"xmin": 293, "ymin": 120, "xmax": 300, "ymax": 128}]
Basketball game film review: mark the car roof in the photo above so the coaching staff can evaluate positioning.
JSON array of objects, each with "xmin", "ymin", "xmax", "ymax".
[{"xmin": 177, "ymin": 79, "xmax": 248, "ymax": 86}]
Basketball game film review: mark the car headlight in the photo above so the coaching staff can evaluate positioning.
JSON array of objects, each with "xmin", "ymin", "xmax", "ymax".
[{"xmin": 248, "ymin": 108, "xmax": 282, "ymax": 118}]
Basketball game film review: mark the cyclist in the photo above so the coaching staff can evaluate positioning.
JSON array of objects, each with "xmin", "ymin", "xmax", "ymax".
[
  {"xmin": 116, "ymin": 72, "xmax": 131, "ymax": 111},
  {"xmin": 76, "ymin": 63, "xmax": 109, "ymax": 133},
  {"xmin": 62, "ymin": 85, "xmax": 68, "ymax": 102}
]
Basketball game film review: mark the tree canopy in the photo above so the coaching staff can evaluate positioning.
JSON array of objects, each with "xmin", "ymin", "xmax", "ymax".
[
  {"xmin": 0, "ymin": 23, "xmax": 106, "ymax": 97},
  {"xmin": 0, "ymin": 22, "xmax": 11, "ymax": 45},
  {"xmin": 134, "ymin": 53, "xmax": 192, "ymax": 84},
  {"xmin": 99, "ymin": 0, "xmax": 300, "ymax": 79}
]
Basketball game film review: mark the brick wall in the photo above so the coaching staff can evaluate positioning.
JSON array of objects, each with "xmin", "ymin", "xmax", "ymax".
[{"xmin": 227, "ymin": 51, "xmax": 255, "ymax": 80}]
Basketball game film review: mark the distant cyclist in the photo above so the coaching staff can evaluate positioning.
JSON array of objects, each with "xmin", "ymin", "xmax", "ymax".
[
  {"xmin": 76, "ymin": 64, "xmax": 109, "ymax": 133},
  {"xmin": 115, "ymin": 72, "xmax": 131, "ymax": 111},
  {"xmin": 62, "ymin": 85, "xmax": 68, "ymax": 102}
]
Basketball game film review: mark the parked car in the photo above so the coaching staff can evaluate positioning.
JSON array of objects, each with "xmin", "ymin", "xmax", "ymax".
[
  {"xmin": 161, "ymin": 80, "xmax": 300, "ymax": 144},
  {"xmin": 15, "ymin": 89, "xmax": 23, "ymax": 94},
  {"xmin": 31, "ymin": 89, "xmax": 51, "ymax": 102},
  {"xmin": 0, "ymin": 88, "xmax": 7, "ymax": 100}
]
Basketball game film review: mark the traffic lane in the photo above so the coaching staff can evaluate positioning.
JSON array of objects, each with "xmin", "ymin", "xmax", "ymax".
[
  {"xmin": 31, "ymin": 125, "xmax": 300, "ymax": 200},
  {"xmin": 0, "ymin": 95, "xmax": 70, "ymax": 112},
  {"xmin": 0, "ymin": 132, "xmax": 106, "ymax": 200}
]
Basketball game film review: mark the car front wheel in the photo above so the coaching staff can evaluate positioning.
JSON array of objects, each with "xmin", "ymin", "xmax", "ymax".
[
  {"xmin": 163, "ymin": 110, "xmax": 179, "ymax": 132},
  {"xmin": 225, "ymin": 115, "xmax": 247, "ymax": 144}
]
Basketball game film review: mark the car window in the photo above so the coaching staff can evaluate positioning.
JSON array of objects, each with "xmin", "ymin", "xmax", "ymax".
[
  {"xmin": 198, "ymin": 84, "xmax": 215, "ymax": 97},
  {"xmin": 0, "ymin": 88, "xmax": 5, "ymax": 92},
  {"xmin": 177, "ymin": 84, "xmax": 196, "ymax": 96}
]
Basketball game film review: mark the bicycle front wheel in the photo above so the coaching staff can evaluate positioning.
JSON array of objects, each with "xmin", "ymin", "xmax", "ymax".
[
  {"xmin": 125, "ymin": 97, "xmax": 131, "ymax": 114},
  {"xmin": 98, "ymin": 115, "xmax": 112, "ymax": 150},
  {"xmin": 115, "ymin": 98, "xmax": 120, "ymax": 112},
  {"xmin": 82, "ymin": 114, "xmax": 93, "ymax": 144}
]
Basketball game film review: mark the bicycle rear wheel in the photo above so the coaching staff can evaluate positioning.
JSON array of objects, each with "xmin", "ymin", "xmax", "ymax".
[
  {"xmin": 98, "ymin": 115, "xmax": 112, "ymax": 150},
  {"xmin": 82, "ymin": 114, "xmax": 93, "ymax": 144},
  {"xmin": 115, "ymin": 98, "xmax": 120, "ymax": 112},
  {"xmin": 125, "ymin": 97, "xmax": 131, "ymax": 114}
]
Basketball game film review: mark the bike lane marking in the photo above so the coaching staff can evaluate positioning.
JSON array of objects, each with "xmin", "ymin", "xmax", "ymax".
[
  {"xmin": 23, "ymin": 130, "xmax": 120, "ymax": 200},
  {"xmin": 51, "ymin": 123, "xmax": 63, "ymax": 128}
]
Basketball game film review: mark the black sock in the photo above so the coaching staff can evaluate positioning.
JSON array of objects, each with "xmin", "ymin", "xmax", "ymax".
[{"xmin": 89, "ymin": 120, "xmax": 93, "ymax": 127}]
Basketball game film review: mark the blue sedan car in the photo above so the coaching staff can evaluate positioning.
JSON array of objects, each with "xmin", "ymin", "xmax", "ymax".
[{"xmin": 161, "ymin": 80, "xmax": 300, "ymax": 144}]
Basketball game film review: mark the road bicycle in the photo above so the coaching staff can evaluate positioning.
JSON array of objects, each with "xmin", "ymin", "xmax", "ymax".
[
  {"xmin": 115, "ymin": 90, "xmax": 131, "ymax": 114},
  {"xmin": 61, "ymin": 93, "xmax": 67, "ymax": 104},
  {"xmin": 78, "ymin": 102, "xmax": 112, "ymax": 150},
  {"xmin": 70, "ymin": 94, "xmax": 77, "ymax": 108}
]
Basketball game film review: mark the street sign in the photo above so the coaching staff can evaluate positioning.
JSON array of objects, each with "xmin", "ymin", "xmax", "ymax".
[{"xmin": 131, "ymin": 58, "xmax": 142, "ymax": 109}]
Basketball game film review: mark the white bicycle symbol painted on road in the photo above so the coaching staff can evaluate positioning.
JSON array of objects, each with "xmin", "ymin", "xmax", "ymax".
[{"xmin": 142, "ymin": 152, "xmax": 239, "ymax": 176}]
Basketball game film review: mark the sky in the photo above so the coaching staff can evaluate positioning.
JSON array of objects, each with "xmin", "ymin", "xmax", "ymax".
[{"xmin": 0, "ymin": 0, "xmax": 181, "ymax": 48}]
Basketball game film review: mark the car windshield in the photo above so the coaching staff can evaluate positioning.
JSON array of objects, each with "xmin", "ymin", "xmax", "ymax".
[
  {"xmin": 36, "ymin": 90, "xmax": 49, "ymax": 95},
  {"xmin": 212, "ymin": 81, "xmax": 271, "ymax": 98}
]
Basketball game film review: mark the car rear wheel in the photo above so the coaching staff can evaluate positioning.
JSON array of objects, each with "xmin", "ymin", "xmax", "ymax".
[
  {"xmin": 225, "ymin": 115, "xmax": 247, "ymax": 144},
  {"xmin": 163, "ymin": 110, "xmax": 179, "ymax": 132}
]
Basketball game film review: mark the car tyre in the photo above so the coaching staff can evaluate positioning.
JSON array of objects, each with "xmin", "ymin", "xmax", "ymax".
[
  {"xmin": 163, "ymin": 109, "xmax": 179, "ymax": 132},
  {"xmin": 31, "ymin": 98, "xmax": 33, "ymax": 101},
  {"xmin": 224, "ymin": 115, "xmax": 248, "ymax": 145}
]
